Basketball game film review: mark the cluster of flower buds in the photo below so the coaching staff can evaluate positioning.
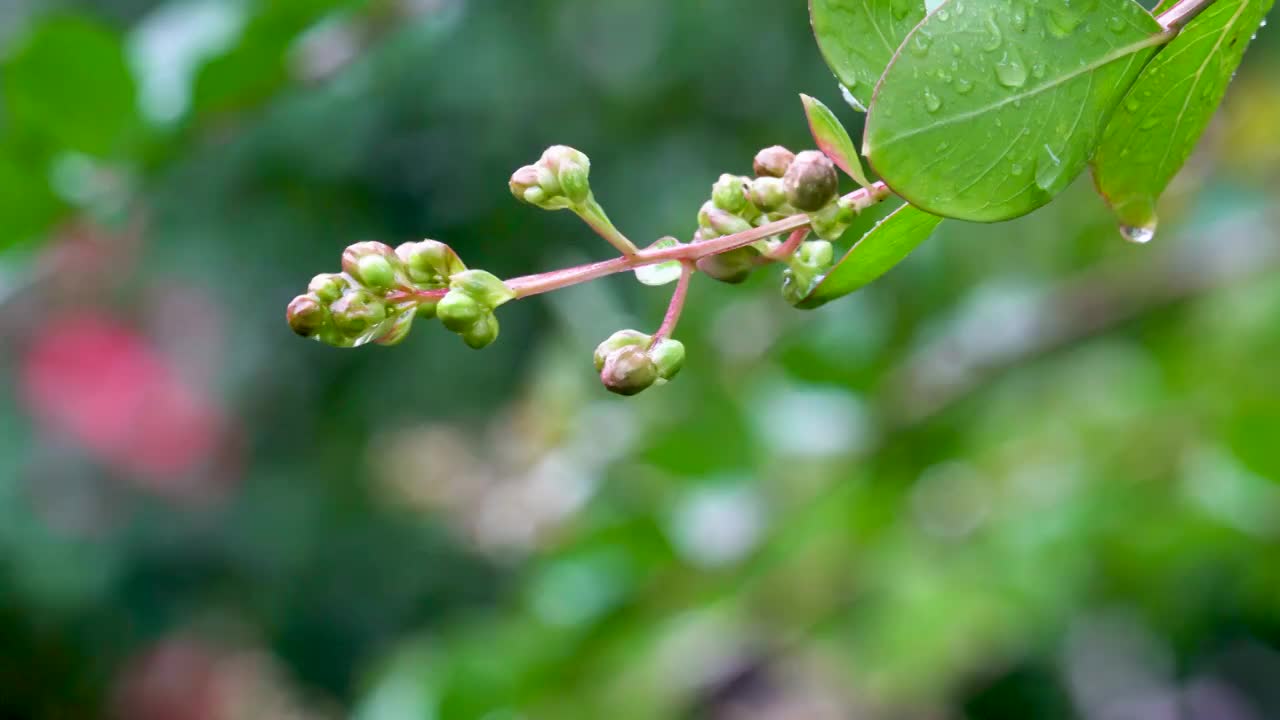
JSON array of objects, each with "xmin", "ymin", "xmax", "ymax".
[
  {"xmin": 593, "ymin": 330, "xmax": 686, "ymax": 396},
  {"xmin": 691, "ymin": 146, "xmax": 849, "ymax": 292},
  {"xmin": 286, "ymin": 239, "xmax": 513, "ymax": 350},
  {"xmin": 509, "ymin": 145, "xmax": 592, "ymax": 211}
]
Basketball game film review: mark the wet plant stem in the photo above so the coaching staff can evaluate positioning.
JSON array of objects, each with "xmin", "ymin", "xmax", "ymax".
[
  {"xmin": 1158, "ymin": 0, "xmax": 1221, "ymax": 31},
  {"xmin": 393, "ymin": 182, "xmax": 891, "ymax": 305},
  {"xmin": 652, "ymin": 261, "xmax": 694, "ymax": 343}
]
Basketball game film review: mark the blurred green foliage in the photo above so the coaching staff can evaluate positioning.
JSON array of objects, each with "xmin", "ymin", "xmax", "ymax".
[{"xmin": 1, "ymin": 1, "xmax": 1279, "ymax": 718}]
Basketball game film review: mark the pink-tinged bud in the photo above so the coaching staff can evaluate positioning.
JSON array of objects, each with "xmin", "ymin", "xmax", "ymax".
[
  {"xmin": 783, "ymin": 151, "xmax": 838, "ymax": 212},
  {"xmin": 287, "ymin": 294, "xmax": 330, "ymax": 338},
  {"xmin": 753, "ymin": 146, "xmax": 796, "ymax": 178},
  {"xmin": 330, "ymin": 289, "xmax": 388, "ymax": 338},
  {"xmin": 593, "ymin": 329, "xmax": 652, "ymax": 372},
  {"xmin": 341, "ymin": 241, "xmax": 400, "ymax": 290},
  {"xmin": 600, "ymin": 346, "xmax": 658, "ymax": 396}
]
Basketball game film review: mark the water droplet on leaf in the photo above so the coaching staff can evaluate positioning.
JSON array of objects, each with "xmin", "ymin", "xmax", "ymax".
[
  {"xmin": 1108, "ymin": 15, "xmax": 1126, "ymax": 32},
  {"xmin": 1031, "ymin": 62, "xmax": 1046, "ymax": 79},
  {"xmin": 924, "ymin": 88, "xmax": 942, "ymax": 112},
  {"xmin": 982, "ymin": 16, "xmax": 1004, "ymax": 50},
  {"xmin": 955, "ymin": 77, "xmax": 974, "ymax": 94},
  {"xmin": 1124, "ymin": 97, "xmax": 1140, "ymax": 112},
  {"xmin": 1011, "ymin": 3, "xmax": 1028, "ymax": 30},
  {"xmin": 995, "ymin": 53, "xmax": 1028, "ymax": 88},
  {"xmin": 910, "ymin": 32, "xmax": 934, "ymax": 56},
  {"xmin": 1034, "ymin": 144, "xmax": 1064, "ymax": 191}
]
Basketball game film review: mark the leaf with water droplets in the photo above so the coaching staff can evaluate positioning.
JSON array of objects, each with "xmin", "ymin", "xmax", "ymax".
[
  {"xmin": 798, "ymin": 203, "xmax": 943, "ymax": 308},
  {"xmin": 1093, "ymin": 0, "xmax": 1273, "ymax": 237},
  {"xmin": 810, "ymin": 0, "xmax": 927, "ymax": 110},
  {"xmin": 864, "ymin": 0, "xmax": 1168, "ymax": 222},
  {"xmin": 634, "ymin": 237, "xmax": 684, "ymax": 286},
  {"xmin": 802, "ymin": 94, "xmax": 872, "ymax": 188}
]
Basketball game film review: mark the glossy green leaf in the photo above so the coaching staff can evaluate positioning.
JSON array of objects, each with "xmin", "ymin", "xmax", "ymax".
[
  {"xmin": 864, "ymin": 0, "xmax": 1169, "ymax": 222},
  {"xmin": 810, "ymin": 0, "xmax": 927, "ymax": 110},
  {"xmin": 1093, "ymin": 0, "xmax": 1272, "ymax": 239},
  {"xmin": 635, "ymin": 238, "xmax": 684, "ymax": 286},
  {"xmin": 802, "ymin": 94, "xmax": 872, "ymax": 188},
  {"xmin": 798, "ymin": 203, "xmax": 943, "ymax": 308}
]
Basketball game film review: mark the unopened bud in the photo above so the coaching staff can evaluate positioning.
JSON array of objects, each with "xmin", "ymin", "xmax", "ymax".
[
  {"xmin": 416, "ymin": 297, "xmax": 440, "ymax": 319},
  {"xmin": 593, "ymin": 329, "xmax": 652, "ymax": 372},
  {"xmin": 450, "ymin": 270, "xmax": 515, "ymax": 309},
  {"xmin": 797, "ymin": 240, "xmax": 834, "ymax": 268},
  {"xmin": 542, "ymin": 145, "xmax": 592, "ymax": 205},
  {"xmin": 749, "ymin": 177, "xmax": 788, "ymax": 212},
  {"xmin": 649, "ymin": 338, "xmax": 686, "ymax": 381},
  {"xmin": 600, "ymin": 346, "xmax": 658, "ymax": 396},
  {"xmin": 396, "ymin": 240, "xmax": 465, "ymax": 286},
  {"xmin": 712, "ymin": 174, "xmax": 749, "ymax": 214},
  {"xmin": 287, "ymin": 294, "xmax": 331, "ymax": 338},
  {"xmin": 784, "ymin": 150, "xmax": 839, "ymax": 212},
  {"xmin": 330, "ymin": 289, "xmax": 388, "ymax": 338},
  {"xmin": 696, "ymin": 246, "xmax": 760, "ymax": 284},
  {"xmin": 809, "ymin": 199, "xmax": 856, "ymax": 240},
  {"xmin": 705, "ymin": 207, "xmax": 753, "ymax": 237},
  {"xmin": 308, "ymin": 273, "xmax": 349, "ymax": 303},
  {"xmin": 342, "ymin": 242, "xmax": 400, "ymax": 290},
  {"xmin": 754, "ymin": 145, "xmax": 796, "ymax": 178},
  {"xmin": 437, "ymin": 289, "xmax": 484, "ymax": 332},
  {"xmin": 461, "ymin": 312, "xmax": 500, "ymax": 349}
]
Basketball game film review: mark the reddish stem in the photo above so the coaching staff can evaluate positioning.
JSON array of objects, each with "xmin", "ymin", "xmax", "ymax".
[
  {"xmin": 767, "ymin": 228, "xmax": 811, "ymax": 261},
  {"xmin": 653, "ymin": 261, "xmax": 694, "ymax": 343}
]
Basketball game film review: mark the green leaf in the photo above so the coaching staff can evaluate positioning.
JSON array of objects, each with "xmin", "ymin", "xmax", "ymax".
[
  {"xmin": 801, "ymin": 94, "xmax": 872, "ymax": 188},
  {"xmin": 810, "ymin": 0, "xmax": 927, "ymax": 110},
  {"xmin": 2, "ymin": 15, "xmax": 143, "ymax": 156},
  {"xmin": 798, "ymin": 203, "xmax": 943, "ymax": 308},
  {"xmin": 1093, "ymin": 0, "xmax": 1272, "ymax": 239},
  {"xmin": 864, "ymin": 0, "xmax": 1169, "ymax": 222},
  {"xmin": 635, "ymin": 238, "xmax": 684, "ymax": 286}
]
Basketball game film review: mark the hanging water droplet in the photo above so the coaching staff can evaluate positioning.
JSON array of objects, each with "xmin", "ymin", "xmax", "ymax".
[
  {"xmin": 1012, "ymin": 3, "xmax": 1028, "ymax": 31},
  {"xmin": 1034, "ymin": 144, "xmax": 1064, "ymax": 192},
  {"xmin": 982, "ymin": 16, "xmax": 1004, "ymax": 50},
  {"xmin": 1107, "ymin": 15, "xmax": 1126, "ymax": 32},
  {"xmin": 956, "ymin": 77, "xmax": 975, "ymax": 94},
  {"xmin": 1120, "ymin": 222, "xmax": 1156, "ymax": 244},
  {"xmin": 995, "ymin": 52, "xmax": 1028, "ymax": 88},
  {"xmin": 1031, "ymin": 62, "xmax": 1046, "ymax": 79},
  {"xmin": 924, "ymin": 88, "xmax": 943, "ymax": 112}
]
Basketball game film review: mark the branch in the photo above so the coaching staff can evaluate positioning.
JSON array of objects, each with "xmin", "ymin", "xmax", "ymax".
[
  {"xmin": 652, "ymin": 262, "xmax": 694, "ymax": 343},
  {"xmin": 1157, "ymin": 0, "xmax": 1220, "ymax": 31}
]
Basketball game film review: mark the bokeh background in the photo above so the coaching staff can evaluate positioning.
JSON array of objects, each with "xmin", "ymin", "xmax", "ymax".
[{"xmin": 2, "ymin": 0, "xmax": 1279, "ymax": 718}]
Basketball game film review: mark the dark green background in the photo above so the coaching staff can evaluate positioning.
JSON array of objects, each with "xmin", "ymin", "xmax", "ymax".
[{"xmin": 1, "ymin": 0, "xmax": 1278, "ymax": 718}]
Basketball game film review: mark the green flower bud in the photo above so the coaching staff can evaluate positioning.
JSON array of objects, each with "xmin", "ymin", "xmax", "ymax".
[
  {"xmin": 317, "ymin": 328, "xmax": 357, "ymax": 348},
  {"xmin": 416, "ymin": 297, "xmax": 440, "ymax": 319},
  {"xmin": 461, "ymin": 312, "xmax": 499, "ymax": 349},
  {"xmin": 809, "ymin": 200, "xmax": 855, "ymax": 241},
  {"xmin": 705, "ymin": 206, "xmax": 753, "ymax": 237},
  {"xmin": 308, "ymin": 273, "xmax": 349, "ymax": 303},
  {"xmin": 450, "ymin": 270, "xmax": 515, "ymax": 309},
  {"xmin": 437, "ymin": 289, "xmax": 484, "ymax": 332},
  {"xmin": 541, "ymin": 145, "xmax": 592, "ymax": 205},
  {"xmin": 784, "ymin": 151, "xmax": 839, "ymax": 212},
  {"xmin": 600, "ymin": 346, "xmax": 658, "ymax": 396},
  {"xmin": 593, "ymin": 329, "xmax": 653, "ymax": 372},
  {"xmin": 797, "ymin": 240, "xmax": 834, "ymax": 268},
  {"xmin": 341, "ymin": 242, "xmax": 400, "ymax": 289},
  {"xmin": 287, "ymin": 294, "xmax": 331, "ymax": 338},
  {"xmin": 649, "ymin": 338, "xmax": 686, "ymax": 381},
  {"xmin": 749, "ymin": 177, "xmax": 788, "ymax": 213},
  {"xmin": 712, "ymin": 174, "xmax": 749, "ymax": 214},
  {"xmin": 396, "ymin": 240, "xmax": 465, "ymax": 286},
  {"xmin": 330, "ymin": 289, "xmax": 388, "ymax": 338},
  {"xmin": 754, "ymin": 145, "xmax": 796, "ymax": 178},
  {"xmin": 696, "ymin": 246, "xmax": 760, "ymax": 284}
]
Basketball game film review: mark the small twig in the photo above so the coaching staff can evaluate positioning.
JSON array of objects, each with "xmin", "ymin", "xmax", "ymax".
[
  {"xmin": 1157, "ymin": 0, "xmax": 1220, "ymax": 31},
  {"xmin": 652, "ymin": 262, "xmax": 695, "ymax": 343},
  {"xmin": 766, "ymin": 228, "xmax": 810, "ymax": 262},
  {"xmin": 577, "ymin": 198, "xmax": 639, "ymax": 257}
]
